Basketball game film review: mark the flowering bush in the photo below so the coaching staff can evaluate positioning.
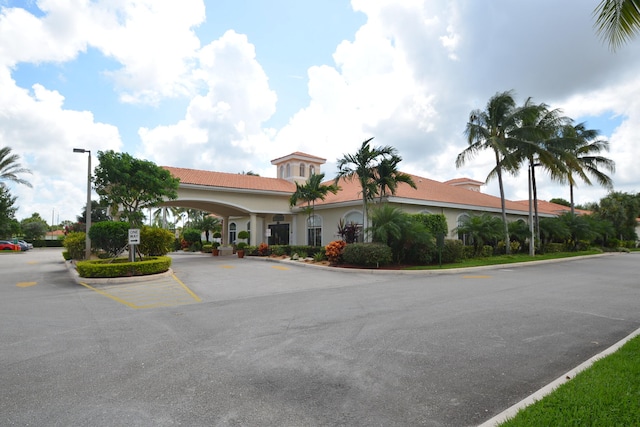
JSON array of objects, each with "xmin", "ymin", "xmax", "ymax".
[
  {"xmin": 257, "ymin": 242, "xmax": 269, "ymax": 256},
  {"xmin": 325, "ymin": 240, "xmax": 347, "ymax": 264}
]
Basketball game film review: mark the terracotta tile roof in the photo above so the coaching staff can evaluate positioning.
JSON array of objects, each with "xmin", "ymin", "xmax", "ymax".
[
  {"xmin": 443, "ymin": 177, "xmax": 485, "ymax": 186},
  {"xmin": 318, "ymin": 173, "xmax": 564, "ymax": 216},
  {"xmin": 512, "ymin": 200, "xmax": 591, "ymax": 216},
  {"xmin": 270, "ymin": 152, "xmax": 326, "ymax": 164},
  {"xmin": 163, "ymin": 166, "xmax": 296, "ymax": 193}
]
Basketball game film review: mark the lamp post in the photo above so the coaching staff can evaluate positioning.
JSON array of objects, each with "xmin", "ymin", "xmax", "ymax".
[{"xmin": 73, "ymin": 148, "xmax": 92, "ymax": 260}]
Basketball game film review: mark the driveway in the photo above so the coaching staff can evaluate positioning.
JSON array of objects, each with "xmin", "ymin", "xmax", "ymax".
[{"xmin": 1, "ymin": 249, "xmax": 639, "ymax": 426}]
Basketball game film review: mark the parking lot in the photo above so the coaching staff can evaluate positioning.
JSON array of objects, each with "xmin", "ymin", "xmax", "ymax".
[{"xmin": 2, "ymin": 249, "xmax": 639, "ymax": 426}]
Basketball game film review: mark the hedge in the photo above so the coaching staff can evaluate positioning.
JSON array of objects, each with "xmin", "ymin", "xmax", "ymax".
[
  {"xmin": 75, "ymin": 256, "xmax": 172, "ymax": 278},
  {"xmin": 342, "ymin": 243, "xmax": 392, "ymax": 267}
]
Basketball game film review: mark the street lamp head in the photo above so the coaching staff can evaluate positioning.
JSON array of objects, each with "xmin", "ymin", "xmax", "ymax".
[{"xmin": 73, "ymin": 148, "xmax": 89, "ymax": 153}]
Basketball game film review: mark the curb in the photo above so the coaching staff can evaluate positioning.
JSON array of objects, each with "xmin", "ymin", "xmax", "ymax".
[
  {"xmin": 65, "ymin": 259, "xmax": 174, "ymax": 285},
  {"xmin": 478, "ymin": 326, "xmax": 640, "ymax": 426}
]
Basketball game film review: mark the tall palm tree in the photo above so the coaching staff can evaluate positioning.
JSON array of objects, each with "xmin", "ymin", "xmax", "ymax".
[
  {"xmin": 335, "ymin": 137, "xmax": 397, "ymax": 242},
  {"xmin": 511, "ymin": 100, "xmax": 571, "ymax": 252},
  {"xmin": 457, "ymin": 90, "xmax": 535, "ymax": 254},
  {"xmin": 559, "ymin": 123, "xmax": 615, "ymax": 215},
  {"xmin": 153, "ymin": 206, "xmax": 182, "ymax": 228},
  {"xmin": 195, "ymin": 215, "xmax": 221, "ymax": 242},
  {"xmin": 594, "ymin": 0, "xmax": 640, "ymax": 50},
  {"xmin": 373, "ymin": 155, "xmax": 417, "ymax": 202},
  {"xmin": 0, "ymin": 146, "xmax": 32, "ymax": 187},
  {"xmin": 289, "ymin": 173, "xmax": 339, "ymax": 246}
]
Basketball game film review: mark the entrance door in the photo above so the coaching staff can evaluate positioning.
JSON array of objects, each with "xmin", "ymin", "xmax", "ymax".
[{"xmin": 268, "ymin": 224, "xmax": 289, "ymax": 245}]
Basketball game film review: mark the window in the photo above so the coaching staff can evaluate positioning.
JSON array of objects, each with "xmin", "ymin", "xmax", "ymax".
[
  {"xmin": 229, "ymin": 222, "xmax": 237, "ymax": 244},
  {"xmin": 307, "ymin": 215, "xmax": 322, "ymax": 246},
  {"xmin": 286, "ymin": 164, "xmax": 291, "ymax": 178},
  {"xmin": 343, "ymin": 211, "xmax": 364, "ymax": 243},
  {"xmin": 300, "ymin": 163, "xmax": 305, "ymax": 177},
  {"xmin": 309, "ymin": 165, "xmax": 315, "ymax": 175},
  {"xmin": 457, "ymin": 214, "xmax": 470, "ymax": 245},
  {"xmin": 279, "ymin": 166, "xmax": 284, "ymax": 179}
]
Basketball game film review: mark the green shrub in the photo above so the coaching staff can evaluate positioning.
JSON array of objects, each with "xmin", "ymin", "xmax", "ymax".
[
  {"xmin": 75, "ymin": 256, "xmax": 171, "ymax": 278},
  {"xmin": 244, "ymin": 245, "xmax": 258, "ymax": 256},
  {"xmin": 89, "ymin": 221, "xmax": 130, "ymax": 256},
  {"xmin": 63, "ymin": 232, "xmax": 87, "ymax": 260},
  {"xmin": 313, "ymin": 251, "xmax": 327, "ymax": 262},
  {"xmin": 33, "ymin": 239, "xmax": 64, "ymax": 248},
  {"xmin": 481, "ymin": 245, "xmax": 494, "ymax": 257},
  {"xmin": 270, "ymin": 245, "xmax": 289, "ymax": 256},
  {"xmin": 342, "ymin": 243, "xmax": 392, "ymax": 267},
  {"xmin": 202, "ymin": 244, "xmax": 213, "ymax": 253},
  {"xmin": 463, "ymin": 245, "xmax": 476, "ymax": 259},
  {"xmin": 182, "ymin": 228, "xmax": 201, "ymax": 245},
  {"xmin": 236, "ymin": 242, "xmax": 247, "ymax": 250},
  {"xmin": 290, "ymin": 245, "xmax": 311, "ymax": 257},
  {"xmin": 545, "ymin": 242, "xmax": 565, "ymax": 253},
  {"xmin": 62, "ymin": 250, "xmax": 71, "ymax": 260},
  {"xmin": 412, "ymin": 213, "xmax": 448, "ymax": 236},
  {"xmin": 139, "ymin": 226, "xmax": 175, "ymax": 256},
  {"xmin": 441, "ymin": 239, "xmax": 464, "ymax": 263},
  {"xmin": 237, "ymin": 230, "xmax": 250, "ymax": 241}
]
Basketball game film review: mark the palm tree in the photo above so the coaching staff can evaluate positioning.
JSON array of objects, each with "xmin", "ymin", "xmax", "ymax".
[
  {"xmin": 559, "ymin": 123, "xmax": 615, "ymax": 215},
  {"xmin": 457, "ymin": 90, "xmax": 535, "ymax": 254},
  {"xmin": 0, "ymin": 146, "xmax": 32, "ymax": 187},
  {"xmin": 594, "ymin": 0, "xmax": 640, "ymax": 50},
  {"xmin": 289, "ymin": 172, "xmax": 339, "ymax": 246},
  {"xmin": 195, "ymin": 215, "xmax": 221, "ymax": 242},
  {"xmin": 454, "ymin": 213, "xmax": 504, "ymax": 255},
  {"xmin": 511, "ymin": 100, "xmax": 571, "ymax": 252},
  {"xmin": 153, "ymin": 206, "xmax": 182, "ymax": 228},
  {"xmin": 335, "ymin": 137, "xmax": 398, "ymax": 242},
  {"xmin": 373, "ymin": 155, "xmax": 417, "ymax": 202}
]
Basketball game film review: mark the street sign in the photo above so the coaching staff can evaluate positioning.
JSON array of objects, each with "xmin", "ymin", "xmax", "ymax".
[{"xmin": 128, "ymin": 228, "xmax": 141, "ymax": 245}]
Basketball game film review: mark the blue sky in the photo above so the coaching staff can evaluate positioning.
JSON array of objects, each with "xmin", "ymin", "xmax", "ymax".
[{"xmin": 1, "ymin": 0, "xmax": 640, "ymax": 224}]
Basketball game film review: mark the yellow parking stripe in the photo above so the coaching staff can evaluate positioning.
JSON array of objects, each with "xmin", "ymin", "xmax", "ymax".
[
  {"xmin": 16, "ymin": 281, "xmax": 37, "ymax": 288},
  {"xmin": 271, "ymin": 266, "xmax": 289, "ymax": 271}
]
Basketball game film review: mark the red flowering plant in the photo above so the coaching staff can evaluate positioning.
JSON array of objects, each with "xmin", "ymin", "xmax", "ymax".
[
  {"xmin": 325, "ymin": 240, "xmax": 347, "ymax": 265},
  {"xmin": 257, "ymin": 242, "xmax": 269, "ymax": 256}
]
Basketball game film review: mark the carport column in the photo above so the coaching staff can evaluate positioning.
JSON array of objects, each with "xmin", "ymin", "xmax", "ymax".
[
  {"xmin": 223, "ymin": 216, "xmax": 229, "ymax": 245},
  {"xmin": 250, "ymin": 213, "xmax": 257, "ymax": 246}
]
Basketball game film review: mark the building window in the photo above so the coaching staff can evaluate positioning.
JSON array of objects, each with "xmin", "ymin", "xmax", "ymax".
[
  {"xmin": 343, "ymin": 211, "xmax": 364, "ymax": 243},
  {"xmin": 229, "ymin": 222, "xmax": 237, "ymax": 244},
  {"xmin": 286, "ymin": 164, "xmax": 291, "ymax": 178},
  {"xmin": 309, "ymin": 165, "xmax": 315, "ymax": 175},
  {"xmin": 300, "ymin": 163, "xmax": 306, "ymax": 177},
  {"xmin": 307, "ymin": 215, "xmax": 322, "ymax": 246},
  {"xmin": 279, "ymin": 166, "xmax": 284, "ymax": 179},
  {"xmin": 457, "ymin": 214, "xmax": 470, "ymax": 245}
]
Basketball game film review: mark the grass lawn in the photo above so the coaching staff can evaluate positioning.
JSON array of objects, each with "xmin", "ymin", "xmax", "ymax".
[
  {"xmin": 499, "ymin": 334, "xmax": 640, "ymax": 426},
  {"xmin": 404, "ymin": 249, "xmax": 603, "ymax": 270}
]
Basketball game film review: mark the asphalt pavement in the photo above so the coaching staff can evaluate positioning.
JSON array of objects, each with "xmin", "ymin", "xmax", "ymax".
[{"xmin": 1, "ymin": 248, "xmax": 639, "ymax": 426}]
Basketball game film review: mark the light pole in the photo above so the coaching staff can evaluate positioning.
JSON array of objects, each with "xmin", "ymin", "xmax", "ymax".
[{"xmin": 73, "ymin": 148, "xmax": 92, "ymax": 260}]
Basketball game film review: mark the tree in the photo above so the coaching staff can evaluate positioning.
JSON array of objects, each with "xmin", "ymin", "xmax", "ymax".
[
  {"xmin": 88, "ymin": 221, "xmax": 130, "ymax": 256},
  {"xmin": 550, "ymin": 198, "xmax": 571, "ymax": 207},
  {"xmin": 457, "ymin": 91, "xmax": 536, "ymax": 254},
  {"xmin": 20, "ymin": 213, "xmax": 48, "ymax": 240},
  {"xmin": 594, "ymin": 0, "xmax": 640, "ymax": 50},
  {"xmin": 592, "ymin": 191, "xmax": 640, "ymax": 240},
  {"xmin": 335, "ymin": 138, "xmax": 398, "ymax": 242},
  {"xmin": 0, "ymin": 146, "xmax": 32, "ymax": 188},
  {"xmin": 195, "ymin": 215, "xmax": 221, "ymax": 242},
  {"xmin": 93, "ymin": 151, "xmax": 180, "ymax": 227},
  {"xmin": 454, "ymin": 213, "xmax": 504, "ymax": 255},
  {"xmin": 559, "ymin": 123, "xmax": 615, "ymax": 215},
  {"xmin": 0, "ymin": 184, "xmax": 18, "ymax": 238},
  {"xmin": 77, "ymin": 200, "xmax": 111, "ymax": 225},
  {"xmin": 373, "ymin": 155, "xmax": 417, "ymax": 202},
  {"xmin": 289, "ymin": 173, "xmax": 339, "ymax": 246}
]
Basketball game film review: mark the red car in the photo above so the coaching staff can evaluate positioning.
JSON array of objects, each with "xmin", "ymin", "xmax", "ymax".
[{"xmin": 0, "ymin": 240, "xmax": 19, "ymax": 251}]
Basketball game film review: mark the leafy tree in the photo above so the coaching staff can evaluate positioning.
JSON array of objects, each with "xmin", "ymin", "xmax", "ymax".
[
  {"xmin": 594, "ymin": 0, "xmax": 640, "ymax": 50},
  {"xmin": 289, "ymin": 173, "xmax": 339, "ymax": 245},
  {"xmin": 20, "ymin": 213, "xmax": 48, "ymax": 240},
  {"xmin": 412, "ymin": 213, "xmax": 448, "ymax": 236},
  {"xmin": 0, "ymin": 184, "xmax": 18, "ymax": 238},
  {"xmin": 457, "ymin": 91, "xmax": 537, "ymax": 254},
  {"xmin": 77, "ymin": 200, "xmax": 111, "ymax": 226},
  {"xmin": 88, "ymin": 221, "xmax": 130, "ymax": 256},
  {"xmin": 550, "ymin": 198, "xmax": 571, "ymax": 207},
  {"xmin": 335, "ymin": 137, "xmax": 398, "ymax": 241},
  {"xmin": 539, "ymin": 217, "xmax": 571, "ymax": 246},
  {"xmin": 93, "ymin": 150, "xmax": 179, "ymax": 227},
  {"xmin": 0, "ymin": 146, "xmax": 32, "ymax": 187},
  {"xmin": 592, "ymin": 191, "xmax": 640, "ymax": 240},
  {"xmin": 454, "ymin": 213, "xmax": 503, "ymax": 255},
  {"xmin": 559, "ymin": 213, "xmax": 597, "ymax": 251},
  {"xmin": 558, "ymin": 123, "xmax": 615, "ymax": 215},
  {"xmin": 373, "ymin": 155, "xmax": 416, "ymax": 202}
]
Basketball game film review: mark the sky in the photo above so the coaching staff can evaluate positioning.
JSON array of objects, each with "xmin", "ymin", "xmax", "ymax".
[{"xmin": 1, "ymin": 0, "xmax": 640, "ymax": 225}]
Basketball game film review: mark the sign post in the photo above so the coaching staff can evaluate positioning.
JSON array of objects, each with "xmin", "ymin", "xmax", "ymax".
[{"xmin": 128, "ymin": 228, "xmax": 140, "ymax": 262}]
